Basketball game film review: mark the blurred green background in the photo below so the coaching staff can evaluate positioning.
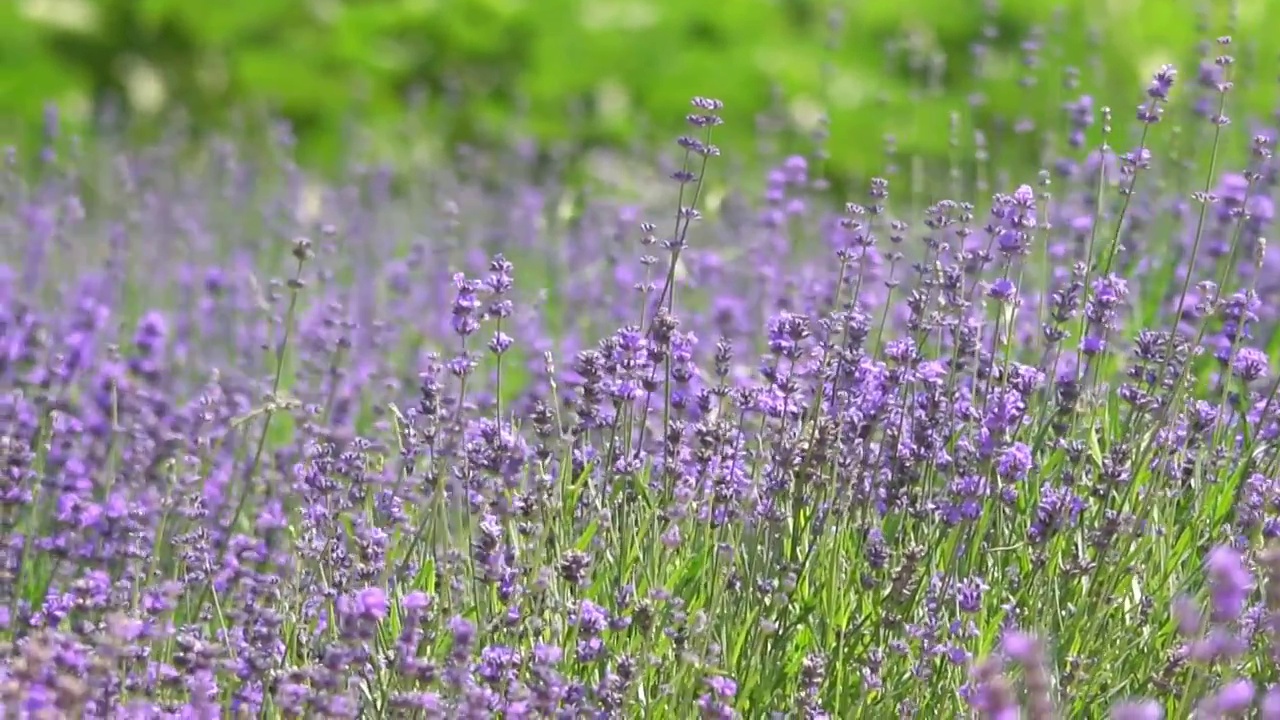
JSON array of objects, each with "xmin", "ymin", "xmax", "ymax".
[{"xmin": 5, "ymin": 0, "xmax": 1277, "ymax": 186}]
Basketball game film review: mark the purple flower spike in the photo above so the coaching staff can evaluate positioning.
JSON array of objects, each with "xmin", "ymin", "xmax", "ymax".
[{"xmin": 1206, "ymin": 545, "xmax": 1254, "ymax": 623}]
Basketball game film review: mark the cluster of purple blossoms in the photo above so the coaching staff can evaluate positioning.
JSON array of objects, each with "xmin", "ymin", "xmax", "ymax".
[{"xmin": 4, "ymin": 23, "xmax": 1280, "ymax": 719}]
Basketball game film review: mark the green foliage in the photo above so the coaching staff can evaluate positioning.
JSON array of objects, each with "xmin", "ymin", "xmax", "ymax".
[{"xmin": 6, "ymin": 0, "xmax": 1279, "ymax": 180}]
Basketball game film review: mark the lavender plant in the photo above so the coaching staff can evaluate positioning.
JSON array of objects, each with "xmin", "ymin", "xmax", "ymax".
[{"xmin": 5, "ymin": 26, "xmax": 1280, "ymax": 720}]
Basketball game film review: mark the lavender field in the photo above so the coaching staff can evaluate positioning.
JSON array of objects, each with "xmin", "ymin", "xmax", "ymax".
[{"xmin": 5, "ymin": 32, "xmax": 1280, "ymax": 719}]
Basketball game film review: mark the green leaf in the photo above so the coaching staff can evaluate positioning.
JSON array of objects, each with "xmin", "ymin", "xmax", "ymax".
[{"xmin": 574, "ymin": 517, "xmax": 600, "ymax": 552}]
